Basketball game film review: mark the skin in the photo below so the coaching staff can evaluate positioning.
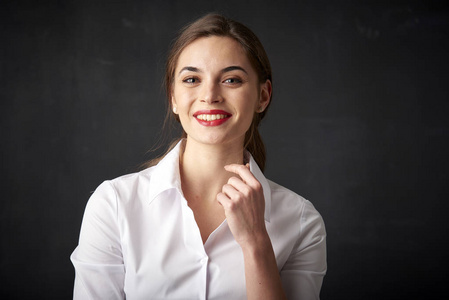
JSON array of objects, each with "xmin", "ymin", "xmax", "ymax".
[{"xmin": 171, "ymin": 36, "xmax": 285, "ymax": 300}]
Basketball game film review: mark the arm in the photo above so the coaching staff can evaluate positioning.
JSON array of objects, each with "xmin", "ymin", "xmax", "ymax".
[
  {"xmin": 280, "ymin": 200, "xmax": 327, "ymax": 299},
  {"xmin": 70, "ymin": 181, "xmax": 125, "ymax": 300},
  {"xmin": 217, "ymin": 164, "xmax": 286, "ymax": 300},
  {"xmin": 241, "ymin": 233, "xmax": 287, "ymax": 300}
]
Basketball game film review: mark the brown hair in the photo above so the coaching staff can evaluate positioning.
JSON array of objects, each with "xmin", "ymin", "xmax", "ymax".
[{"xmin": 144, "ymin": 13, "xmax": 272, "ymax": 171}]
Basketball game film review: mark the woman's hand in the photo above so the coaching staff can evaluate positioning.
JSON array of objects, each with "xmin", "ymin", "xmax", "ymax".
[
  {"xmin": 217, "ymin": 163, "xmax": 268, "ymax": 249},
  {"xmin": 217, "ymin": 164, "xmax": 287, "ymax": 300}
]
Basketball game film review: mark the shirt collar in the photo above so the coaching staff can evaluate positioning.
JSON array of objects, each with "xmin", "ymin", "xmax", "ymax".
[
  {"xmin": 247, "ymin": 151, "xmax": 272, "ymax": 222},
  {"xmin": 147, "ymin": 140, "xmax": 271, "ymax": 222}
]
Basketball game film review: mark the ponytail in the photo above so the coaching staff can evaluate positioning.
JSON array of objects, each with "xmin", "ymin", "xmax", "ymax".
[{"xmin": 244, "ymin": 112, "xmax": 266, "ymax": 172}]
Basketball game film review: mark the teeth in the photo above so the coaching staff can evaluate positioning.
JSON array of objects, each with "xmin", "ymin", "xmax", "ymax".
[{"xmin": 196, "ymin": 114, "xmax": 228, "ymax": 121}]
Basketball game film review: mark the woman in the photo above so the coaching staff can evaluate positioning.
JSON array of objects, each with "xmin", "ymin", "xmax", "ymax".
[{"xmin": 71, "ymin": 13, "xmax": 326, "ymax": 299}]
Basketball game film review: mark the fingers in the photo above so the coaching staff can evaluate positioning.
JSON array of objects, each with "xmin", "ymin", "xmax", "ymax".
[
  {"xmin": 224, "ymin": 164, "xmax": 261, "ymax": 189},
  {"xmin": 217, "ymin": 180, "xmax": 244, "ymax": 204},
  {"xmin": 218, "ymin": 163, "xmax": 263, "ymax": 211},
  {"xmin": 222, "ymin": 181, "xmax": 249, "ymax": 201},
  {"xmin": 218, "ymin": 163, "xmax": 267, "ymax": 247},
  {"xmin": 217, "ymin": 190, "xmax": 238, "ymax": 211},
  {"xmin": 217, "ymin": 182, "xmax": 255, "ymax": 214},
  {"xmin": 227, "ymin": 176, "xmax": 250, "ymax": 193}
]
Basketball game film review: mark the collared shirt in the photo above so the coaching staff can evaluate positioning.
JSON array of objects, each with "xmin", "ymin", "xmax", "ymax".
[{"xmin": 71, "ymin": 141, "xmax": 327, "ymax": 299}]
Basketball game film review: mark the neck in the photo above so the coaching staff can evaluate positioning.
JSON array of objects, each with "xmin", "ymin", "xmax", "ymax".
[{"xmin": 180, "ymin": 138, "xmax": 245, "ymax": 204}]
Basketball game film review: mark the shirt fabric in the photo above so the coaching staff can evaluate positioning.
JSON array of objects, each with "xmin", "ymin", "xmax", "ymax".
[{"xmin": 71, "ymin": 141, "xmax": 327, "ymax": 299}]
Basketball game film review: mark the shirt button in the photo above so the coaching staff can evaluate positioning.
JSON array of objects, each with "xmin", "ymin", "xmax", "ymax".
[{"xmin": 200, "ymin": 257, "xmax": 208, "ymax": 264}]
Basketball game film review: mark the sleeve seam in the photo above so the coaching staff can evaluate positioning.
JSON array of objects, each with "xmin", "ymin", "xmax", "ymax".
[
  {"xmin": 105, "ymin": 180, "xmax": 124, "ymax": 258},
  {"xmin": 105, "ymin": 180, "xmax": 120, "ymax": 224}
]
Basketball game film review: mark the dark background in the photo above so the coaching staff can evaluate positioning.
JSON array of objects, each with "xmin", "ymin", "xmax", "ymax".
[{"xmin": 1, "ymin": 0, "xmax": 448, "ymax": 299}]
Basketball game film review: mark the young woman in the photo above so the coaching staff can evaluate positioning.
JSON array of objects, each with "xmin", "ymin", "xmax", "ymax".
[{"xmin": 71, "ymin": 14, "xmax": 326, "ymax": 300}]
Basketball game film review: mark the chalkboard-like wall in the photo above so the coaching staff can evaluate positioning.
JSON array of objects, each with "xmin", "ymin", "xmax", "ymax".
[{"xmin": 1, "ymin": 1, "xmax": 448, "ymax": 299}]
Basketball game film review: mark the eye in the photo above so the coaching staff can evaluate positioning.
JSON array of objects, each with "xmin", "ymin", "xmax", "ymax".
[
  {"xmin": 223, "ymin": 78, "xmax": 243, "ymax": 84},
  {"xmin": 182, "ymin": 77, "xmax": 200, "ymax": 84}
]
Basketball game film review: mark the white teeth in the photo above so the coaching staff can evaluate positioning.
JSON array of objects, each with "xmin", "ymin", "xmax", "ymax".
[{"xmin": 196, "ymin": 114, "xmax": 228, "ymax": 121}]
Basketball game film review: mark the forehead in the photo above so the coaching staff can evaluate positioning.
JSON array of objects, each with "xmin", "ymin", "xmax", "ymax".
[{"xmin": 176, "ymin": 36, "xmax": 252, "ymax": 72}]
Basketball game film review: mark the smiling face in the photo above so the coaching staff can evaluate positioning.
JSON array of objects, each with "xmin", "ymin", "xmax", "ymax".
[{"xmin": 172, "ymin": 36, "xmax": 271, "ymax": 149}]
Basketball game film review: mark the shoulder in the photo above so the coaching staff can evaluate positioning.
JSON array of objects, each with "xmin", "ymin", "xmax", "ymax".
[
  {"xmin": 109, "ymin": 167, "xmax": 155, "ymax": 192},
  {"xmin": 88, "ymin": 142, "xmax": 182, "ymax": 209},
  {"xmin": 267, "ymin": 183, "xmax": 327, "ymax": 298},
  {"xmin": 267, "ymin": 180, "xmax": 325, "ymax": 234},
  {"xmin": 268, "ymin": 180, "xmax": 316, "ymax": 214},
  {"xmin": 88, "ymin": 167, "xmax": 157, "ymax": 208}
]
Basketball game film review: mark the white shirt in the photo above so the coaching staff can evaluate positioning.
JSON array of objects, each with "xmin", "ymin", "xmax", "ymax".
[{"xmin": 71, "ymin": 141, "xmax": 327, "ymax": 299}]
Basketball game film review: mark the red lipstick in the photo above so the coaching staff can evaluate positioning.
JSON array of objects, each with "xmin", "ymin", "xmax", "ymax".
[{"xmin": 193, "ymin": 110, "xmax": 232, "ymax": 127}]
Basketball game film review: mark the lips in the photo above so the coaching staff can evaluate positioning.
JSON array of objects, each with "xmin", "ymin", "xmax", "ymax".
[{"xmin": 193, "ymin": 110, "xmax": 232, "ymax": 126}]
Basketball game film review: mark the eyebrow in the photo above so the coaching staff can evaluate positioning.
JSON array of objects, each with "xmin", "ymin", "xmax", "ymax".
[
  {"xmin": 222, "ymin": 66, "xmax": 248, "ymax": 74},
  {"xmin": 178, "ymin": 65, "xmax": 248, "ymax": 76},
  {"xmin": 178, "ymin": 66, "xmax": 200, "ymax": 75}
]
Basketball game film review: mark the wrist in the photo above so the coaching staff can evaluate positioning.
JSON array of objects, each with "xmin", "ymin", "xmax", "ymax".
[{"xmin": 240, "ymin": 231, "xmax": 273, "ymax": 257}]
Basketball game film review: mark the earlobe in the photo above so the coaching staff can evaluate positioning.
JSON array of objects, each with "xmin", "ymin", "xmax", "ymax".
[{"xmin": 171, "ymin": 96, "xmax": 177, "ymax": 114}]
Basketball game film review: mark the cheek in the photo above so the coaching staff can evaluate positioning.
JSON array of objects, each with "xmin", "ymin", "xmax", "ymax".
[
  {"xmin": 237, "ymin": 89, "xmax": 259, "ymax": 112},
  {"xmin": 173, "ymin": 89, "xmax": 193, "ymax": 109},
  {"xmin": 234, "ymin": 92, "xmax": 257, "ymax": 128}
]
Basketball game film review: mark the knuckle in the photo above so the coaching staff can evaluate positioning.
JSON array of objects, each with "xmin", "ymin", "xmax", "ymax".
[
  {"xmin": 241, "ymin": 186, "xmax": 251, "ymax": 197},
  {"xmin": 228, "ymin": 176, "xmax": 239, "ymax": 185},
  {"xmin": 228, "ymin": 200, "xmax": 237, "ymax": 210},
  {"xmin": 222, "ymin": 184, "xmax": 231, "ymax": 192},
  {"xmin": 234, "ymin": 192, "xmax": 244, "ymax": 203}
]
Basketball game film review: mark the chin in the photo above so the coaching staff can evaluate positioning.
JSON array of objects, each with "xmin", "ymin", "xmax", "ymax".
[{"xmin": 186, "ymin": 132, "xmax": 227, "ymax": 145}]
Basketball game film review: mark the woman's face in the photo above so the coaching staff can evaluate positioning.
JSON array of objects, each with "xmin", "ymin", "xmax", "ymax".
[{"xmin": 172, "ymin": 36, "xmax": 271, "ymax": 148}]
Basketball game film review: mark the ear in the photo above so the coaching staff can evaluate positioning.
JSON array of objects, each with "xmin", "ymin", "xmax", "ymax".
[
  {"xmin": 171, "ymin": 96, "xmax": 177, "ymax": 114},
  {"xmin": 258, "ymin": 79, "xmax": 272, "ymax": 112}
]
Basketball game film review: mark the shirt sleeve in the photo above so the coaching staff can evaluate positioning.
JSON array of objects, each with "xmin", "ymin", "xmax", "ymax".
[
  {"xmin": 280, "ymin": 200, "xmax": 327, "ymax": 300},
  {"xmin": 70, "ymin": 181, "xmax": 125, "ymax": 300}
]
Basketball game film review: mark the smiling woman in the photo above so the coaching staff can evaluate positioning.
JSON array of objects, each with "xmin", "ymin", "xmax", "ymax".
[
  {"xmin": 172, "ymin": 36, "xmax": 270, "ymax": 151},
  {"xmin": 71, "ymin": 13, "xmax": 327, "ymax": 300}
]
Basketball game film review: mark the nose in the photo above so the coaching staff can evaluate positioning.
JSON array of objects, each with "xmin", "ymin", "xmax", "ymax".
[{"xmin": 200, "ymin": 79, "xmax": 223, "ymax": 104}]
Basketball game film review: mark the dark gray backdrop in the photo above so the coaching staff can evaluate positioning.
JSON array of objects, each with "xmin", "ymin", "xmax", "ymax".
[{"xmin": 2, "ymin": 0, "xmax": 448, "ymax": 299}]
